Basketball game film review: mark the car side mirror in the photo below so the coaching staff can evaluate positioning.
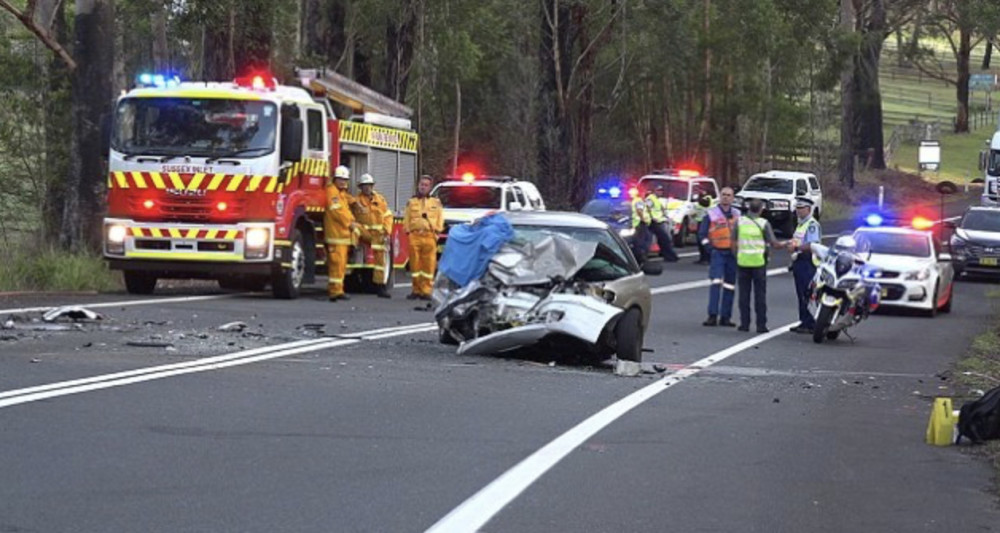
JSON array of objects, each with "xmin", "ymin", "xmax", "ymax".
[
  {"xmin": 508, "ymin": 201, "xmax": 523, "ymax": 211},
  {"xmin": 641, "ymin": 262, "xmax": 663, "ymax": 276},
  {"xmin": 980, "ymin": 150, "xmax": 988, "ymax": 171},
  {"xmin": 281, "ymin": 117, "xmax": 304, "ymax": 163}
]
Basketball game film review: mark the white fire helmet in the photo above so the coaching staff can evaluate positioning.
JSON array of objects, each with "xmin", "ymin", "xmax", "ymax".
[
  {"xmin": 358, "ymin": 173, "xmax": 375, "ymax": 186},
  {"xmin": 334, "ymin": 165, "xmax": 350, "ymax": 180}
]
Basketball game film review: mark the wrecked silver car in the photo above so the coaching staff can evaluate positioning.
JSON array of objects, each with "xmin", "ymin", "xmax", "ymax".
[{"xmin": 433, "ymin": 212, "xmax": 660, "ymax": 361}]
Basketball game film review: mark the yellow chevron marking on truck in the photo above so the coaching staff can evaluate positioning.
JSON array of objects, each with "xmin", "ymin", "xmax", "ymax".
[
  {"xmin": 206, "ymin": 173, "xmax": 226, "ymax": 191},
  {"xmin": 246, "ymin": 175, "xmax": 264, "ymax": 192},
  {"xmin": 185, "ymin": 229, "xmax": 198, "ymax": 239},
  {"xmin": 150, "ymin": 172, "xmax": 166, "ymax": 190},
  {"xmin": 226, "ymin": 175, "xmax": 245, "ymax": 192},
  {"xmin": 130, "ymin": 228, "xmax": 143, "ymax": 237},
  {"xmin": 167, "ymin": 228, "xmax": 182, "ymax": 238},
  {"xmin": 265, "ymin": 176, "xmax": 278, "ymax": 193},
  {"xmin": 205, "ymin": 230, "xmax": 219, "ymax": 239},
  {"xmin": 130, "ymin": 171, "xmax": 148, "ymax": 189},
  {"xmin": 224, "ymin": 230, "xmax": 238, "ymax": 240},
  {"xmin": 150, "ymin": 228, "xmax": 163, "ymax": 238},
  {"xmin": 187, "ymin": 173, "xmax": 206, "ymax": 191},
  {"xmin": 114, "ymin": 172, "xmax": 129, "ymax": 189},
  {"xmin": 168, "ymin": 172, "xmax": 184, "ymax": 190}
]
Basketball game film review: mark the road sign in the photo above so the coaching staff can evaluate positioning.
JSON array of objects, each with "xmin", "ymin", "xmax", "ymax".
[
  {"xmin": 969, "ymin": 73, "xmax": 996, "ymax": 90},
  {"xmin": 919, "ymin": 140, "xmax": 941, "ymax": 171}
]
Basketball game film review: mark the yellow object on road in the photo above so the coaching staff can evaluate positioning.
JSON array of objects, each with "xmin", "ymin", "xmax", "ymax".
[{"xmin": 925, "ymin": 397, "xmax": 959, "ymax": 446}]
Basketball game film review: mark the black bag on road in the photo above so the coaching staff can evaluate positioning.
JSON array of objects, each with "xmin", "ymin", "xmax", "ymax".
[{"xmin": 957, "ymin": 385, "xmax": 1000, "ymax": 445}]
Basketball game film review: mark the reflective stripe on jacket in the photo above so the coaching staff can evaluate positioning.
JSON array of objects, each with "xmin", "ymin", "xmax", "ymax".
[
  {"xmin": 706, "ymin": 205, "xmax": 739, "ymax": 250},
  {"xmin": 737, "ymin": 217, "xmax": 766, "ymax": 268}
]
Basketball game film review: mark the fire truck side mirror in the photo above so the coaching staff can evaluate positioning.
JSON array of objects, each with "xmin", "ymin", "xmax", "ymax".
[
  {"xmin": 980, "ymin": 150, "xmax": 987, "ymax": 171},
  {"xmin": 281, "ymin": 118, "xmax": 304, "ymax": 163},
  {"xmin": 100, "ymin": 113, "xmax": 111, "ymax": 159}
]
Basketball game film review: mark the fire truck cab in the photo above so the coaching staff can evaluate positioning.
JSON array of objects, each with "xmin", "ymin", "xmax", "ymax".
[{"xmin": 103, "ymin": 70, "xmax": 418, "ymax": 298}]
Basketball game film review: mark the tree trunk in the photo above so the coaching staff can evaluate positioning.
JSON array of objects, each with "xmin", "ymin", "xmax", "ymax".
[
  {"xmin": 41, "ymin": 0, "xmax": 69, "ymax": 242},
  {"xmin": 537, "ymin": 0, "xmax": 572, "ymax": 206},
  {"xmin": 384, "ymin": 0, "xmax": 417, "ymax": 101},
  {"xmin": 695, "ymin": 0, "xmax": 712, "ymax": 163},
  {"xmin": 151, "ymin": 8, "xmax": 168, "ymax": 70},
  {"xmin": 854, "ymin": 0, "xmax": 887, "ymax": 170},
  {"xmin": 452, "ymin": 80, "xmax": 461, "ymax": 179},
  {"xmin": 202, "ymin": 4, "xmax": 235, "ymax": 80},
  {"xmin": 234, "ymin": 1, "xmax": 273, "ymax": 73},
  {"xmin": 955, "ymin": 27, "xmax": 972, "ymax": 133},
  {"xmin": 838, "ymin": 0, "xmax": 856, "ymax": 187},
  {"xmin": 983, "ymin": 39, "xmax": 993, "ymax": 70},
  {"xmin": 300, "ymin": 0, "xmax": 321, "ymax": 58},
  {"xmin": 61, "ymin": 0, "xmax": 115, "ymax": 251}
]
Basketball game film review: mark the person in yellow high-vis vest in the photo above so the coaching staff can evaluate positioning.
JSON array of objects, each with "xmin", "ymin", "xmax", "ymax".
[
  {"xmin": 325, "ymin": 165, "xmax": 360, "ymax": 301},
  {"xmin": 352, "ymin": 173, "xmax": 394, "ymax": 298},
  {"xmin": 733, "ymin": 199, "xmax": 784, "ymax": 333},
  {"xmin": 403, "ymin": 175, "xmax": 444, "ymax": 301}
]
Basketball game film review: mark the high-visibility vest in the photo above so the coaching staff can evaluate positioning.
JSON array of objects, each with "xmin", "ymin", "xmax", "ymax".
[
  {"xmin": 706, "ymin": 205, "xmax": 739, "ymax": 250},
  {"xmin": 737, "ymin": 217, "xmax": 767, "ymax": 268},
  {"xmin": 631, "ymin": 197, "xmax": 650, "ymax": 227},
  {"xmin": 645, "ymin": 193, "xmax": 666, "ymax": 223},
  {"xmin": 791, "ymin": 217, "xmax": 821, "ymax": 267}
]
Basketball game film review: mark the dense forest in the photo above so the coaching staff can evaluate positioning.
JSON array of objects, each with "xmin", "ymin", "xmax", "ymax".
[{"xmin": 0, "ymin": 0, "xmax": 998, "ymax": 251}]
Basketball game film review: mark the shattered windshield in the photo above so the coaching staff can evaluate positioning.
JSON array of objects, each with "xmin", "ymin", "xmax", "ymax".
[
  {"xmin": 112, "ymin": 97, "xmax": 277, "ymax": 158},
  {"xmin": 511, "ymin": 226, "xmax": 635, "ymax": 280},
  {"xmin": 435, "ymin": 186, "xmax": 502, "ymax": 209},
  {"xmin": 743, "ymin": 177, "xmax": 793, "ymax": 194}
]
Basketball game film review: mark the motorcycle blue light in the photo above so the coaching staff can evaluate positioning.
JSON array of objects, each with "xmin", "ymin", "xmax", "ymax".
[
  {"xmin": 609, "ymin": 186, "xmax": 622, "ymax": 199},
  {"xmin": 865, "ymin": 213, "xmax": 883, "ymax": 226}
]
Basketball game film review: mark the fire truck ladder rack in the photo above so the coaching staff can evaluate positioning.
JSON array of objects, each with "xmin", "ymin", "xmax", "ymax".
[{"xmin": 298, "ymin": 67, "xmax": 413, "ymax": 119}]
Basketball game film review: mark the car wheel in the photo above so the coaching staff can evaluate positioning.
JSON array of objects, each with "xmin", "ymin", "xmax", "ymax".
[
  {"xmin": 924, "ymin": 283, "xmax": 939, "ymax": 318},
  {"xmin": 615, "ymin": 307, "xmax": 643, "ymax": 362},
  {"xmin": 123, "ymin": 270, "xmax": 157, "ymax": 295},
  {"xmin": 825, "ymin": 331, "xmax": 840, "ymax": 341},
  {"xmin": 940, "ymin": 283, "xmax": 953, "ymax": 313},
  {"xmin": 813, "ymin": 304, "xmax": 835, "ymax": 344},
  {"xmin": 272, "ymin": 229, "xmax": 304, "ymax": 299}
]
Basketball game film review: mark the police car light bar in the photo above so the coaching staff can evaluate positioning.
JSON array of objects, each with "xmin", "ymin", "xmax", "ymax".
[{"xmin": 865, "ymin": 213, "xmax": 884, "ymax": 227}]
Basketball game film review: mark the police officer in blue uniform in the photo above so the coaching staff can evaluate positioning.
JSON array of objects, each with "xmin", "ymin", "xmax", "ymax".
[{"xmin": 788, "ymin": 197, "xmax": 822, "ymax": 334}]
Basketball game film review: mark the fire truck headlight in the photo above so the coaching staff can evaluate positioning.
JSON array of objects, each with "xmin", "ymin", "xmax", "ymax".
[
  {"xmin": 244, "ymin": 228, "xmax": 270, "ymax": 259},
  {"xmin": 106, "ymin": 224, "xmax": 127, "ymax": 255}
]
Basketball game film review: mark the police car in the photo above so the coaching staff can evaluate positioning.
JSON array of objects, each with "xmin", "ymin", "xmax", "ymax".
[
  {"xmin": 636, "ymin": 169, "xmax": 719, "ymax": 247},
  {"xmin": 852, "ymin": 216, "xmax": 955, "ymax": 317},
  {"xmin": 431, "ymin": 174, "xmax": 546, "ymax": 248}
]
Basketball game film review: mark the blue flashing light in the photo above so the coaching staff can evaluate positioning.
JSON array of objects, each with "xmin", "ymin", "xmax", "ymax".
[
  {"xmin": 138, "ymin": 73, "xmax": 153, "ymax": 85},
  {"xmin": 865, "ymin": 213, "xmax": 884, "ymax": 227},
  {"xmin": 598, "ymin": 188, "xmax": 608, "ymax": 195},
  {"xmin": 609, "ymin": 186, "xmax": 622, "ymax": 199}
]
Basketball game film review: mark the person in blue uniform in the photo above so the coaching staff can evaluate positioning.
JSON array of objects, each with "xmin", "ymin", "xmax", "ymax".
[{"xmin": 787, "ymin": 197, "xmax": 822, "ymax": 334}]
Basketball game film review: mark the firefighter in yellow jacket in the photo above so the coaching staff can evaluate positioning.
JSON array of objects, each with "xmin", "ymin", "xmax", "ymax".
[
  {"xmin": 403, "ymin": 175, "xmax": 444, "ymax": 300},
  {"xmin": 352, "ymin": 173, "xmax": 394, "ymax": 298},
  {"xmin": 325, "ymin": 165, "xmax": 360, "ymax": 301}
]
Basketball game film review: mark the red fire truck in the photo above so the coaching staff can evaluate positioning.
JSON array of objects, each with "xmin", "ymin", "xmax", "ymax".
[{"xmin": 102, "ymin": 69, "xmax": 418, "ymax": 299}]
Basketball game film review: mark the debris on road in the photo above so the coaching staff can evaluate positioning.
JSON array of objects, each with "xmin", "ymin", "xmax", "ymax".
[
  {"xmin": 126, "ymin": 340, "xmax": 175, "ymax": 349},
  {"xmin": 42, "ymin": 306, "xmax": 103, "ymax": 323},
  {"xmin": 615, "ymin": 360, "xmax": 641, "ymax": 377},
  {"xmin": 217, "ymin": 321, "xmax": 248, "ymax": 332}
]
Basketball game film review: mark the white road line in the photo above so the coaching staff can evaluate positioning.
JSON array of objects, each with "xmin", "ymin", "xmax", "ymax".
[
  {"xmin": 425, "ymin": 321, "xmax": 799, "ymax": 533},
  {"xmin": 0, "ymin": 294, "xmax": 242, "ymax": 315},
  {"xmin": 651, "ymin": 267, "xmax": 788, "ymax": 294},
  {"xmin": 0, "ymin": 322, "xmax": 435, "ymax": 409}
]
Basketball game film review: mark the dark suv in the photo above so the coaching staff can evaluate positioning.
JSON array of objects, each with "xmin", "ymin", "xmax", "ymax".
[{"xmin": 948, "ymin": 206, "xmax": 1000, "ymax": 278}]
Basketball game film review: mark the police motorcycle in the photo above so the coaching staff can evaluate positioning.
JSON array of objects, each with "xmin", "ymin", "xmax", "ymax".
[{"xmin": 809, "ymin": 235, "xmax": 881, "ymax": 344}]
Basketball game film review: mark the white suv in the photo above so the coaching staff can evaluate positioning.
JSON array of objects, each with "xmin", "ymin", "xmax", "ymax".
[
  {"xmin": 431, "ymin": 175, "xmax": 546, "ymax": 244},
  {"xmin": 735, "ymin": 170, "xmax": 823, "ymax": 236}
]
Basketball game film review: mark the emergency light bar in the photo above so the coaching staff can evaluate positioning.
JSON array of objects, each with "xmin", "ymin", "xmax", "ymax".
[{"xmin": 136, "ymin": 73, "xmax": 181, "ymax": 89}]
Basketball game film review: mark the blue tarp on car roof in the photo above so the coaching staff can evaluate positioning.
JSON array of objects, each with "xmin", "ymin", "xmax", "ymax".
[{"xmin": 439, "ymin": 213, "xmax": 515, "ymax": 286}]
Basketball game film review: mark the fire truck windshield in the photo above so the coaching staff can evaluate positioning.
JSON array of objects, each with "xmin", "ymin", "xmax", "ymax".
[
  {"xmin": 640, "ymin": 178, "xmax": 688, "ymax": 200},
  {"xmin": 112, "ymin": 97, "xmax": 277, "ymax": 158},
  {"xmin": 989, "ymin": 150, "xmax": 1000, "ymax": 177},
  {"xmin": 435, "ymin": 185, "xmax": 502, "ymax": 209}
]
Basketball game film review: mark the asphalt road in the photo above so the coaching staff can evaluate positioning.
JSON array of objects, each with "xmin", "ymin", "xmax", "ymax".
[{"xmin": 2, "ymin": 202, "xmax": 1000, "ymax": 532}]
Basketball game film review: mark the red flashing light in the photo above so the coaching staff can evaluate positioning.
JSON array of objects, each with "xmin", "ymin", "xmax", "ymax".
[
  {"xmin": 143, "ymin": 199, "xmax": 155, "ymax": 209},
  {"xmin": 461, "ymin": 172, "xmax": 476, "ymax": 183},
  {"xmin": 912, "ymin": 216, "xmax": 934, "ymax": 230},
  {"xmin": 217, "ymin": 202, "xmax": 228, "ymax": 212},
  {"xmin": 628, "ymin": 187, "xmax": 640, "ymax": 199},
  {"xmin": 235, "ymin": 73, "xmax": 276, "ymax": 90},
  {"xmin": 677, "ymin": 168, "xmax": 700, "ymax": 178}
]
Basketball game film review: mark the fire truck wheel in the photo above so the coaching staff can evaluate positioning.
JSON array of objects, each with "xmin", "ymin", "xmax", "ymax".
[
  {"xmin": 123, "ymin": 271, "xmax": 157, "ymax": 295},
  {"xmin": 272, "ymin": 230, "xmax": 305, "ymax": 299}
]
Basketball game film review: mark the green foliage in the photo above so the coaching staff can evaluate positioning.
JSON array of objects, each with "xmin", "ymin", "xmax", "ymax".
[{"xmin": 0, "ymin": 245, "xmax": 121, "ymax": 292}]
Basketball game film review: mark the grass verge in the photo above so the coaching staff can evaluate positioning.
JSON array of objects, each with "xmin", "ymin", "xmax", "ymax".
[
  {"xmin": 819, "ymin": 168, "xmax": 972, "ymax": 223},
  {"xmin": 950, "ymin": 289, "xmax": 1000, "ymax": 493},
  {"xmin": 0, "ymin": 244, "xmax": 122, "ymax": 293}
]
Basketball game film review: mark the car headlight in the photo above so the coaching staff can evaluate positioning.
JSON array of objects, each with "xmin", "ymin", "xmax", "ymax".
[
  {"xmin": 769, "ymin": 200, "xmax": 790, "ymax": 210},
  {"xmin": 619, "ymin": 228, "xmax": 635, "ymax": 238},
  {"xmin": 904, "ymin": 267, "xmax": 931, "ymax": 281},
  {"xmin": 105, "ymin": 224, "xmax": 127, "ymax": 255},
  {"xmin": 244, "ymin": 227, "xmax": 270, "ymax": 259}
]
